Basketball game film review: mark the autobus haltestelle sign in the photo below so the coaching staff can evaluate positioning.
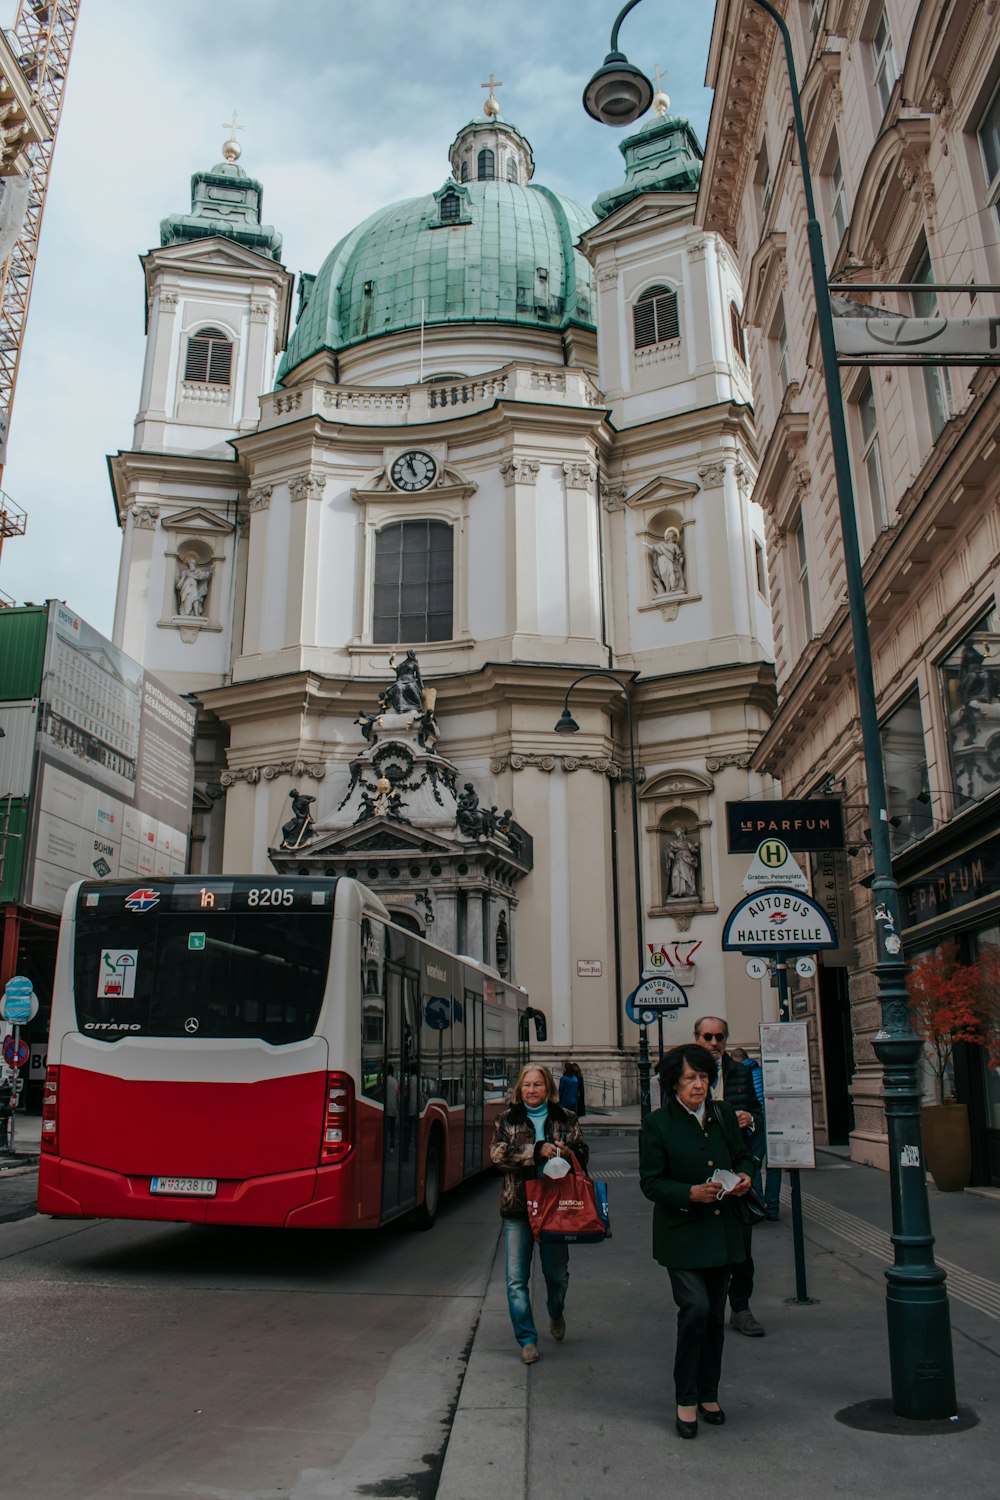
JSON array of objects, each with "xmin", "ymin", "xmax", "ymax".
[{"xmin": 722, "ymin": 889, "xmax": 838, "ymax": 952}]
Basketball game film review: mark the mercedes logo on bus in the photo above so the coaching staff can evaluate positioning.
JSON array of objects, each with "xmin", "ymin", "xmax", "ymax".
[{"xmin": 184, "ymin": 1017, "xmax": 199, "ymax": 1034}]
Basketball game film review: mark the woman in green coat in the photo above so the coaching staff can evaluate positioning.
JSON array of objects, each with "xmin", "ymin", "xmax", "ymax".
[{"xmin": 639, "ymin": 1043, "xmax": 754, "ymax": 1440}]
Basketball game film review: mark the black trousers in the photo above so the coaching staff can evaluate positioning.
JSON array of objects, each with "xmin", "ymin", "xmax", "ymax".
[
  {"xmin": 667, "ymin": 1266, "xmax": 731, "ymax": 1406},
  {"xmin": 728, "ymin": 1220, "xmax": 754, "ymax": 1311}
]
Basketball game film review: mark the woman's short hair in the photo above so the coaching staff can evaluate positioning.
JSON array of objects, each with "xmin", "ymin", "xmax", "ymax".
[
  {"xmin": 512, "ymin": 1064, "xmax": 558, "ymax": 1104},
  {"xmin": 657, "ymin": 1044, "xmax": 718, "ymax": 1093}
]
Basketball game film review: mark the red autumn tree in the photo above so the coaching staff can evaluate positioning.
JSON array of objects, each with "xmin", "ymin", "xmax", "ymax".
[{"xmin": 907, "ymin": 944, "xmax": 987, "ymax": 1104}]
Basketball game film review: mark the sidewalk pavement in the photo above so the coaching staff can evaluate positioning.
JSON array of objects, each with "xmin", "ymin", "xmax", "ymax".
[{"xmin": 437, "ymin": 1136, "xmax": 999, "ymax": 1500}]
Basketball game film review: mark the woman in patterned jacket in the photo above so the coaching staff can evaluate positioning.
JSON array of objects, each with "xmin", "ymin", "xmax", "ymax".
[{"xmin": 489, "ymin": 1064, "xmax": 589, "ymax": 1365}]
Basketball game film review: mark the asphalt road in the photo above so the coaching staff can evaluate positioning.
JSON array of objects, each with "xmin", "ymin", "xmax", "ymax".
[{"xmin": 0, "ymin": 1167, "xmax": 502, "ymax": 1500}]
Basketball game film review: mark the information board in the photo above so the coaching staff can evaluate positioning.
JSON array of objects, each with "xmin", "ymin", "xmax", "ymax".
[{"xmin": 760, "ymin": 1021, "xmax": 815, "ymax": 1170}]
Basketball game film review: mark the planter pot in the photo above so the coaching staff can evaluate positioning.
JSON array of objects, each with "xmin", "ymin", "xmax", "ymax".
[{"xmin": 920, "ymin": 1102, "xmax": 972, "ymax": 1192}]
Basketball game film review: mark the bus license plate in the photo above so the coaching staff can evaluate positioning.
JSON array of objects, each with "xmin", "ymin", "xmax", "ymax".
[{"xmin": 150, "ymin": 1176, "xmax": 217, "ymax": 1197}]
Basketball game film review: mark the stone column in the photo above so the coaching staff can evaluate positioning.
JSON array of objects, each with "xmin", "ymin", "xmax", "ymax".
[
  {"xmin": 241, "ymin": 483, "xmax": 272, "ymax": 657},
  {"xmin": 285, "ymin": 470, "xmax": 327, "ymax": 649},
  {"xmin": 500, "ymin": 456, "xmax": 540, "ymax": 638},
  {"xmin": 563, "ymin": 460, "xmax": 601, "ymax": 641}
]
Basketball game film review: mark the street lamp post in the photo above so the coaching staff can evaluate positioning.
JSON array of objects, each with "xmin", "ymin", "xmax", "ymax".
[
  {"xmin": 555, "ymin": 671, "xmax": 652, "ymax": 1116},
  {"xmin": 584, "ymin": 0, "xmax": 957, "ymax": 1421}
]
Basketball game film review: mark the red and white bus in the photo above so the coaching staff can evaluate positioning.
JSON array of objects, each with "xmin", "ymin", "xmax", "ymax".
[{"xmin": 38, "ymin": 875, "xmax": 544, "ymax": 1230}]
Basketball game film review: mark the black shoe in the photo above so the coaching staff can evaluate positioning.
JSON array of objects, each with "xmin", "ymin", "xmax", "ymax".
[
  {"xmin": 675, "ymin": 1415, "xmax": 698, "ymax": 1439},
  {"xmin": 697, "ymin": 1404, "xmax": 726, "ymax": 1425}
]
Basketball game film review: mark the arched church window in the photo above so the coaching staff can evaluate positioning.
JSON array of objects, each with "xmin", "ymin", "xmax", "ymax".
[
  {"xmin": 506, "ymin": 158, "xmax": 519, "ymax": 184},
  {"xmin": 460, "ymin": 159, "xmax": 469, "ymax": 183},
  {"xmin": 440, "ymin": 191, "xmax": 461, "ymax": 223},
  {"xmin": 373, "ymin": 519, "xmax": 454, "ymax": 644},
  {"xmin": 477, "ymin": 148, "xmax": 495, "ymax": 181},
  {"xmin": 184, "ymin": 326, "xmax": 232, "ymax": 384},
  {"xmin": 633, "ymin": 285, "xmax": 680, "ymax": 349}
]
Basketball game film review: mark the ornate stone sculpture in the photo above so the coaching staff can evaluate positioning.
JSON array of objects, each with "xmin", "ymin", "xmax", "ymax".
[
  {"xmin": 382, "ymin": 650, "xmax": 425, "ymax": 714},
  {"xmin": 175, "ymin": 553, "xmax": 213, "ymax": 617},
  {"xmin": 645, "ymin": 527, "xmax": 685, "ymax": 596},
  {"xmin": 664, "ymin": 824, "xmax": 699, "ymax": 900},
  {"xmin": 281, "ymin": 789, "xmax": 316, "ymax": 849},
  {"xmin": 456, "ymin": 782, "xmax": 485, "ymax": 838}
]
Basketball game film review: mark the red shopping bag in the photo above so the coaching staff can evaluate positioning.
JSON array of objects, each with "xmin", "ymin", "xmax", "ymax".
[{"xmin": 525, "ymin": 1152, "xmax": 609, "ymax": 1244}]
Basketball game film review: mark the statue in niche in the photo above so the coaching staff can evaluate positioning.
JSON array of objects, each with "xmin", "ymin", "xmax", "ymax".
[
  {"xmin": 664, "ymin": 823, "xmax": 699, "ymax": 900},
  {"xmin": 495, "ymin": 910, "xmax": 510, "ymax": 976},
  {"xmin": 175, "ymin": 552, "xmax": 214, "ymax": 617},
  {"xmin": 381, "ymin": 650, "xmax": 424, "ymax": 714},
  {"xmin": 280, "ymin": 789, "xmax": 315, "ymax": 849},
  {"xmin": 644, "ymin": 527, "xmax": 685, "ymax": 596}
]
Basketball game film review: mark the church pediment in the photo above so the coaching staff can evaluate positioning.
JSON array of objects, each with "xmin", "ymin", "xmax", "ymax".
[
  {"xmin": 620, "ymin": 474, "xmax": 701, "ymax": 514},
  {"xmin": 145, "ymin": 236, "xmax": 284, "ymax": 278},
  {"xmin": 159, "ymin": 505, "xmax": 235, "ymax": 536},
  {"xmin": 351, "ymin": 459, "xmax": 478, "ymax": 505}
]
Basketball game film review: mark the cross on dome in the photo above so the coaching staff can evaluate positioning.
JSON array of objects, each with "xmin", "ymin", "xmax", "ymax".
[
  {"xmin": 221, "ymin": 110, "xmax": 246, "ymax": 163},
  {"xmin": 481, "ymin": 72, "xmax": 503, "ymax": 117},
  {"xmin": 651, "ymin": 65, "xmax": 670, "ymax": 118}
]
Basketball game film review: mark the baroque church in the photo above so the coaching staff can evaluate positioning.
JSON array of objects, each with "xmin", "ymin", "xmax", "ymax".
[{"xmin": 110, "ymin": 86, "xmax": 776, "ymax": 1098}]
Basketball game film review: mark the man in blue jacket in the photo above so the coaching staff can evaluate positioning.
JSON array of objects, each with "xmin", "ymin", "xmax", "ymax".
[{"xmin": 694, "ymin": 1016, "xmax": 765, "ymax": 1338}]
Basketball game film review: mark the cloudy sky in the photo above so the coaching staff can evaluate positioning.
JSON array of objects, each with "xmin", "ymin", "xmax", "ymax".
[{"xmin": 1, "ymin": 0, "xmax": 714, "ymax": 637}]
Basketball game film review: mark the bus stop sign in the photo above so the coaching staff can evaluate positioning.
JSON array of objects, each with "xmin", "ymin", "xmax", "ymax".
[{"xmin": 626, "ymin": 975, "xmax": 689, "ymax": 1024}]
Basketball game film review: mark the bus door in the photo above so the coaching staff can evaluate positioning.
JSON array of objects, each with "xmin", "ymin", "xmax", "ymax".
[
  {"xmin": 381, "ymin": 964, "xmax": 419, "ymax": 1220},
  {"xmin": 464, "ymin": 989, "xmax": 483, "ymax": 1175}
]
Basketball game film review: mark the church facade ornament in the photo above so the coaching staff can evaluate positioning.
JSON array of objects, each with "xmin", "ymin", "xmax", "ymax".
[
  {"xmin": 221, "ymin": 759, "xmax": 327, "ymax": 788},
  {"xmin": 249, "ymin": 300, "xmax": 270, "ymax": 323},
  {"xmin": 131, "ymin": 504, "xmax": 160, "ymax": 530},
  {"xmin": 288, "ymin": 471, "xmax": 327, "ymax": 503},
  {"xmin": 273, "ymin": 390, "xmax": 303, "ymax": 416},
  {"xmin": 499, "ymin": 457, "xmax": 540, "ymax": 487},
  {"xmin": 602, "ymin": 482, "xmax": 629, "ymax": 512},
  {"xmin": 705, "ymin": 753, "xmax": 752, "ymax": 772},
  {"xmin": 247, "ymin": 483, "xmax": 273, "ymax": 512},
  {"xmin": 490, "ymin": 754, "xmax": 556, "ymax": 774},
  {"xmin": 562, "ymin": 460, "xmax": 595, "ymax": 490},
  {"xmin": 158, "ymin": 289, "xmax": 179, "ymax": 310},
  {"xmin": 697, "ymin": 462, "xmax": 726, "ymax": 489}
]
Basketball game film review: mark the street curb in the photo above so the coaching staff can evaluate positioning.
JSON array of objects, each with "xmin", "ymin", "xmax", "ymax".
[
  {"xmin": 436, "ymin": 1226, "xmax": 527, "ymax": 1500},
  {"xmin": 0, "ymin": 1162, "xmax": 38, "ymax": 1179},
  {"xmin": 583, "ymin": 1125, "xmax": 640, "ymax": 1137}
]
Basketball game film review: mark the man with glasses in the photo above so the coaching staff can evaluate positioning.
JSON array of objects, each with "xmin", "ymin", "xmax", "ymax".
[{"xmin": 694, "ymin": 1015, "xmax": 765, "ymax": 1338}]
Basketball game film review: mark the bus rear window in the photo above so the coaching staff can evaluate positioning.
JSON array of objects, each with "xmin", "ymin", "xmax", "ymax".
[{"xmin": 74, "ymin": 910, "xmax": 333, "ymax": 1044}]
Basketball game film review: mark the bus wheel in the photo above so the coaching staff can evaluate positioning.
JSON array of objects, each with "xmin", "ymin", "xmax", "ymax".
[{"xmin": 413, "ymin": 1138, "xmax": 443, "ymax": 1230}]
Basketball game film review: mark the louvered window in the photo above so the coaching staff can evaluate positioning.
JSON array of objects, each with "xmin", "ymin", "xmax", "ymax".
[
  {"xmin": 373, "ymin": 520, "xmax": 453, "ymax": 644},
  {"xmin": 633, "ymin": 285, "xmax": 680, "ymax": 349},
  {"xmin": 477, "ymin": 148, "xmax": 495, "ymax": 181},
  {"xmin": 184, "ymin": 327, "xmax": 232, "ymax": 385}
]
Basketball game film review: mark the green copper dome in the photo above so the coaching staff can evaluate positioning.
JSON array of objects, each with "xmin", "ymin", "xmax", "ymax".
[{"xmin": 278, "ymin": 117, "xmax": 595, "ymax": 383}]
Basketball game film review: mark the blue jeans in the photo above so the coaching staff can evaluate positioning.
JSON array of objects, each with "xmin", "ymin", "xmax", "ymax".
[
  {"xmin": 763, "ymin": 1164, "xmax": 782, "ymax": 1211},
  {"xmin": 504, "ymin": 1217, "xmax": 569, "ymax": 1347}
]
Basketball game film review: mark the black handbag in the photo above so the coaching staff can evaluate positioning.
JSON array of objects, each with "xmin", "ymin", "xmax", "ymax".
[{"xmin": 739, "ymin": 1186, "xmax": 768, "ymax": 1224}]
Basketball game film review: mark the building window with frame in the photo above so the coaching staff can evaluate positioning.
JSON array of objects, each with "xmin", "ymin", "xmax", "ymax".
[
  {"xmin": 828, "ymin": 147, "xmax": 848, "ymax": 245},
  {"xmin": 870, "ymin": 5, "xmax": 899, "ymax": 115},
  {"xmin": 460, "ymin": 159, "xmax": 470, "ymax": 183},
  {"xmin": 373, "ymin": 519, "xmax": 454, "ymax": 645},
  {"xmin": 771, "ymin": 301, "xmax": 790, "ymax": 398},
  {"xmin": 857, "ymin": 376, "xmax": 888, "ymax": 531},
  {"xmin": 979, "ymin": 79, "xmax": 1000, "ymax": 222},
  {"xmin": 939, "ymin": 607, "xmax": 1000, "ymax": 807},
  {"xmin": 790, "ymin": 512, "xmax": 813, "ymax": 639},
  {"xmin": 912, "ymin": 246, "xmax": 951, "ymax": 441},
  {"xmin": 439, "ymin": 191, "xmax": 461, "ymax": 224},
  {"xmin": 755, "ymin": 140, "xmax": 772, "ymax": 225},
  {"xmin": 506, "ymin": 158, "xmax": 519, "ymax": 184},
  {"xmin": 881, "ymin": 689, "xmax": 933, "ymax": 852},
  {"xmin": 807, "ymin": 0, "xmax": 824, "ymax": 44},
  {"xmin": 729, "ymin": 301, "xmax": 747, "ymax": 365},
  {"xmin": 754, "ymin": 538, "xmax": 768, "ymax": 599},
  {"xmin": 477, "ymin": 148, "xmax": 495, "ymax": 181},
  {"xmin": 633, "ymin": 284, "xmax": 680, "ymax": 349},
  {"xmin": 184, "ymin": 326, "xmax": 232, "ymax": 385}
]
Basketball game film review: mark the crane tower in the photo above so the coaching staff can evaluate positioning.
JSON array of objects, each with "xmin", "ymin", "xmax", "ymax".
[{"xmin": 0, "ymin": 0, "xmax": 81, "ymax": 597}]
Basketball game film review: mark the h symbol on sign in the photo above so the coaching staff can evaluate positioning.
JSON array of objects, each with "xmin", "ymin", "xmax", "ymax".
[{"xmin": 761, "ymin": 840, "xmax": 786, "ymax": 866}]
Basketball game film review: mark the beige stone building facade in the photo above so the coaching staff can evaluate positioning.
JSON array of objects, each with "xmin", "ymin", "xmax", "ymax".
[{"xmin": 700, "ymin": 0, "xmax": 1000, "ymax": 1181}]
